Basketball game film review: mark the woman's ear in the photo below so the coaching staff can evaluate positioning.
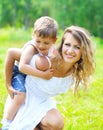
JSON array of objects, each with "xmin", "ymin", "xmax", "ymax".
[{"xmin": 78, "ymin": 58, "xmax": 82, "ymax": 64}]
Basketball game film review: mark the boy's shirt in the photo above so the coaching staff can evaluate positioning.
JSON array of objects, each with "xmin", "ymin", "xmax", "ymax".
[{"xmin": 15, "ymin": 39, "xmax": 57, "ymax": 66}]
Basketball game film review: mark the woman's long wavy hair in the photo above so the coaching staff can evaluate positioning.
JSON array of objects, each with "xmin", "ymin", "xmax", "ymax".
[{"xmin": 58, "ymin": 26, "xmax": 95, "ymax": 93}]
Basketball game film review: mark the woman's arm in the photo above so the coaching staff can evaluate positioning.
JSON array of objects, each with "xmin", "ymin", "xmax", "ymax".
[{"xmin": 4, "ymin": 48, "xmax": 22, "ymax": 98}]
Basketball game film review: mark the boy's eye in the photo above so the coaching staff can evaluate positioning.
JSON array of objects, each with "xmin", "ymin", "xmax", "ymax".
[
  {"xmin": 44, "ymin": 42, "xmax": 49, "ymax": 45},
  {"xmin": 36, "ymin": 40, "xmax": 40, "ymax": 43}
]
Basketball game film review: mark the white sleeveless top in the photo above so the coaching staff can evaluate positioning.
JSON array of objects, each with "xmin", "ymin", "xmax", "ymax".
[{"xmin": 9, "ymin": 54, "xmax": 73, "ymax": 130}]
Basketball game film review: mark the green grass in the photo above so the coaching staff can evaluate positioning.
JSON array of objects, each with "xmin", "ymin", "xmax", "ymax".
[{"xmin": 0, "ymin": 28, "xmax": 103, "ymax": 130}]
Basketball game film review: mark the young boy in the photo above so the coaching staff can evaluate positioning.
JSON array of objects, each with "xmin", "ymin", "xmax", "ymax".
[{"xmin": 2, "ymin": 16, "xmax": 58, "ymax": 130}]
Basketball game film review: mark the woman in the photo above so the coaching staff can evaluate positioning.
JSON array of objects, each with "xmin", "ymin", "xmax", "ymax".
[{"xmin": 6, "ymin": 26, "xmax": 95, "ymax": 130}]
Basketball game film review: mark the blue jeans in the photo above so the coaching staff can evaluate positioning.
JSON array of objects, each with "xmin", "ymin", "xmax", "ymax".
[{"xmin": 12, "ymin": 65, "xmax": 26, "ymax": 92}]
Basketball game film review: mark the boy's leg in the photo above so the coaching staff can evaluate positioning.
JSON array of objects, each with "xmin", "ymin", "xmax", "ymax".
[
  {"xmin": 2, "ymin": 93, "xmax": 25, "ymax": 130},
  {"xmin": 5, "ymin": 93, "xmax": 25, "ymax": 120},
  {"xmin": 38, "ymin": 109, "xmax": 64, "ymax": 130},
  {"xmin": 6, "ymin": 67, "xmax": 26, "ymax": 120},
  {"xmin": 2, "ymin": 66, "xmax": 26, "ymax": 130}
]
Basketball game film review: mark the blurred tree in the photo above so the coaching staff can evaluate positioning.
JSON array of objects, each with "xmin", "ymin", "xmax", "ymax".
[
  {"xmin": 0, "ymin": 0, "xmax": 103, "ymax": 38},
  {"xmin": 0, "ymin": 0, "xmax": 13, "ymax": 26}
]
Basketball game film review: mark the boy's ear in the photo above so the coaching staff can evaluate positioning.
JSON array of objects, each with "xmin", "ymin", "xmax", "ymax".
[{"xmin": 53, "ymin": 37, "xmax": 57, "ymax": 43}]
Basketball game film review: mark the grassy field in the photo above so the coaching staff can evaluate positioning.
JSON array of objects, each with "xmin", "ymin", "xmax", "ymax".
[{"xmin": 0, "ymin": 28, "xmax": 103, "ymax": 130}]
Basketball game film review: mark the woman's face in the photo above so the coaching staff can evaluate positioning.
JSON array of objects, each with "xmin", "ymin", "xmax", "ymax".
[{"xmin": 62, "ymin": 33, "xmax": 82, "ymax": 65}]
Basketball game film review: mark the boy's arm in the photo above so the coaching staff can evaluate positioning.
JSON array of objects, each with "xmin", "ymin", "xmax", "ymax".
[
  {"xmin": 19, "ymin": 45, "xmax": 53, "ymax": 79},
  {"xmin": 5, "ymin": 48, "xmax": 22, "ymax": 98}
]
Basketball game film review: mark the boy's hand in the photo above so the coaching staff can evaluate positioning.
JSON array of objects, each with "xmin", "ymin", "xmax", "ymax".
[
  {"xmin": 7, "ymin": 86, "xmax": 21, "ymax": 99},
  {"xmin": 41, "ymin": 68, "xmax": 54, "ymax": 80}
]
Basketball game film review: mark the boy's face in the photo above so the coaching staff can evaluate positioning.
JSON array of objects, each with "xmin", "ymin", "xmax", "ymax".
[{"xmin": 34, "ymin": 35, "xmax": 56, "ymax": 56}]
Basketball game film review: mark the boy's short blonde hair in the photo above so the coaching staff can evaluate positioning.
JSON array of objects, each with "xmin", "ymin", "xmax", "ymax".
[{"xmin": 33, "ymin": 16, "xmax": 58, "ymax": 39}]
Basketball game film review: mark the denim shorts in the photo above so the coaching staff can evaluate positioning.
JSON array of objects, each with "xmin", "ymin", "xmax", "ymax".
[{"xmin": 12, "ymin": 65, "xmax": 26, "ymax": 92}]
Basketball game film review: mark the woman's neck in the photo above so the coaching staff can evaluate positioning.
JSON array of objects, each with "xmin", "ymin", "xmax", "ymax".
[{"xmin": 52, "ymin": 59, "xmax": 73, "ymax": 77}]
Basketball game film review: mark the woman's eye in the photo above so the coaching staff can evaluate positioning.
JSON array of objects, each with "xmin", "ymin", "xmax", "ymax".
[
  {"xmin": 75, "ymin": 46, "xmax": 80, "ymax": 49},
  {"xmin": 64, "ymin": 43, "xmax": 71, "ymax": 46}
]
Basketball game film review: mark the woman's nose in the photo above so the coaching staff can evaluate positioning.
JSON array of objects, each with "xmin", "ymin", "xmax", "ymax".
[{"xmin": 67, "ymin": 47, "xmax": 74, "ymax": 53}]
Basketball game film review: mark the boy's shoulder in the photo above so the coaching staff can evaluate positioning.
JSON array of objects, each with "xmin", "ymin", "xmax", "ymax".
[
  {"xmin": 24, "ymin": 40, "xmax": 34, "ymax": 47},
  {"xmin": 23, "ymin": 40, "xmax": 35, "ymax": 49}
]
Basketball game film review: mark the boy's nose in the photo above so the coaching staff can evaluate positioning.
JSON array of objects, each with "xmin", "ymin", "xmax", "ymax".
[{"xmin": 39, "ymin": 44, "xmax": 45, "ymax": 49}]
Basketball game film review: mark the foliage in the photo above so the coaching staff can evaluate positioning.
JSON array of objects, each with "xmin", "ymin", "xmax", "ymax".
[
  {"xmin": 0, "ymin": 0, "xmax": 103, "ymax": 38},
  {"xmin": 0, "ymin": 28, "xmax": 103, "ymax": 129}
]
